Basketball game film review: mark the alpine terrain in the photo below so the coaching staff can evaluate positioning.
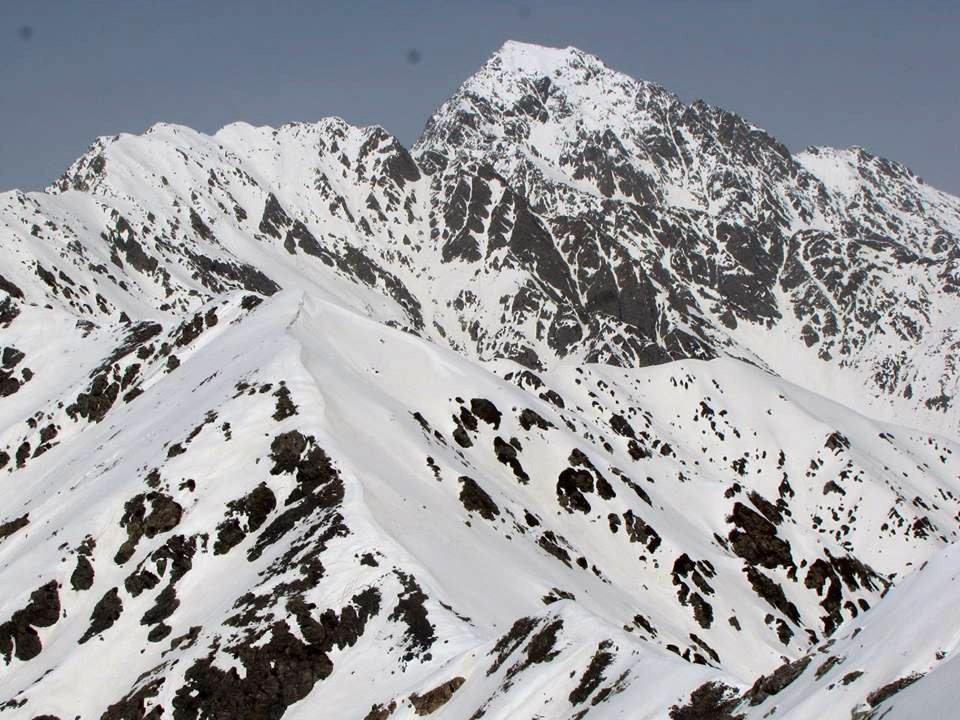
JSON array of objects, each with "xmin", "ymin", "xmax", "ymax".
[{"xmin": 1, "ymin": 41, "xmax": 959, "ymax": 719}]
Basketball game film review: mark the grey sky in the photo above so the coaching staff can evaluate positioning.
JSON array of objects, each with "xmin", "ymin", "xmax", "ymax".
[{"xmin": 2, "ymin": 1, "xmax": 958, "ymax": 195}]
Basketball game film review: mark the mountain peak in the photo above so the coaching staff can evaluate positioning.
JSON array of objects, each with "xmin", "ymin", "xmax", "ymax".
[
  {"xmin": 488, "ymin": 40, "xmax": 600, "ymax": 75},
  {"xmin": 414, "ymin": 39, "xmax": 668, "ymax": 168}
]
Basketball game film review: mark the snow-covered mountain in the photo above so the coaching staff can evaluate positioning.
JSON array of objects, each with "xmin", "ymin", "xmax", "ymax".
[{"xmin": 1, "ymin": 41, "xmax": 958, "ymax": 719}]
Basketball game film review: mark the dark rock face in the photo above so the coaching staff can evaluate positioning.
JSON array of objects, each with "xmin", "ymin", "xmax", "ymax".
[
  {"xmin": 504, "ymin": 618, "xmax": 564, "ymax": 679},
  {"xmin": 493, "ymin": 436, "xmax": 530, "ymax": 483},
  {"xmin": 743, "ymin": 566, "xmax": 800, "ymax": 626},
  {"xmin": 744, "ymin": 655, "xmax": 811, "ymax": 706},
  {"xmin": 259, "ymin": 193, "xmax": 291, "ymax": 239},
  {"xmin": 79, "ymin": 587, "xmax": 123, "ymax": 643},
  {"xmin": 470, "ymin": 398, "xmax": 502, "ymax": 428},
  {"xmin": 0, "ymin": 274, "xmax": 24, "ymax": 300},
  {"xmin": 803, "ymin": 551, "xmax": 883, "ymax": 636},
  {"xmin": 100, "ymin": 678, "xmax": 165, "ymax": 720},
  {"xmin": 458, "ymin": 476, "xmax": 500, "ymax": 520},
  {"xmin": 141, "ymin": 584, "xmax": 179, "ymax": 629},
  {"xmin": 78, "ymin": 434, "xmax": 368, "ymax": 718},
  {"xmin": 0, "ymin": 514, "xmax": 29, "ymax": 545},
  {"xmin": 557, "ymin": 467, "xmax": 594, "ymax": 514},
  {"xmin": 272, "ymin": 384, "xmax": 298, "ymax": 421},
  {"xmin": 609, "ymin": 414, "xmax": 636, "ymax": 439},
  {"xmin": 669, "ymin": 681, "xmax": 744, "ymax": 720},
  {"xmin": 249, "ymin": 432, "xmax": 345, "ymax": 561},
  {"xmin": 409, "ymin": 676, "xmax": 465, "ymax": 715},
  {"xmin": 18, "ymin": 581, "xmax": 61, "ymax": 628},
  {"xmin": 568, "ymin": 640, "xmax": 615, "ymax": 705},
  {"xmin": 115, "ymin": 492, "xmax": 184, "ymax": 565},
  {"xmin": 2, "ymin": 347, "xmax": 25, "ymax": 368},
  {"xmin": 71, "ymin": 555, "xmax": 95, "ymax": 591},
  {"xmin": 164, "ymin": 578, "xmax": 380, "ymax": 720},
  {"xmin": 622, "ymin": 510, "xmax": 661, "ymax": 552},
  {"xmin": 187, "ymin": 252, "xmax": 281, "ymax": 297},
  {"xmin": 106, "ymin": 216, "xmax": 159, "ymax": 275},
  {"xmin": 727, "ymin": 502, "xmax": 793, "ymax": 570},
  {"xmin": 672, "ymin": 553, "xmax": 716, "ymax": 630},
  {"xmin": 865, "ymin": 673, "xmax": 924, "ymax": 707},
  {"xmin": 453, "ymin": 425, "xmax": 472, "ymax": 448},
  {"xmin": 537, "ymin": 531, "xmax": 573, "ymax": 567},
  {"xmin": 518, "ymin": 408, "xmax": 552, "ymax": 431},
  {"xmin": 172, "ymin": 622, "xmax": 331, "ymax": 719},
  {"xmin": 267, "ymin": 430, "xmax": 308, "ymax": 474},
  {"xmin": 0, "ymin": 580, "xmax": 61, "ymax": 663},
  {"xmin": 363, "ymin": 701, "xmax": 397, "ymax": 720},
  {"xmin": 214, "ymin": 483, "xmax": 277, "ymax": 555},
  {"xmin": 124, "ymin": 567, "xmax": 160, "ymax": 598},
  {"xmin": 67, "ymin": 373, "xmax": 120, "ymax": 423},
  {"xmin": 487, "ymin": 616, "xmax": 538, "ymax": 675},
  {"xmin": 389, "ymin": 571, "xmax": 435, "ymax": 663}
]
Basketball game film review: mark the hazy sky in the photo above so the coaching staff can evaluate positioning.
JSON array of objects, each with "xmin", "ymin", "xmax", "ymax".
[{"xmin": 2, "ymin": 1, "xmax": 958, "ymax": 194}]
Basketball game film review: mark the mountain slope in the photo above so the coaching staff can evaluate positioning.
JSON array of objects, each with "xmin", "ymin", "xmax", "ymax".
[
  {"xmin": 2, "ymin": 43, "xmax": 959, "ymax": 435},
  {"xmin": 2, "ymin": 291, "xmax": 958, "ymax": 719},
  {"xmin": 415, "ymin": 41, "xmax": 960, "ymax": 435},
  {"xmin": 1, "ymin": 40, "xmax": 959, "ymax": 720}
]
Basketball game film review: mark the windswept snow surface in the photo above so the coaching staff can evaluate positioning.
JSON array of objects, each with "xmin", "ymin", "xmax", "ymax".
[{"xmin": 1, "ymin": 41, "xmax": 960, "ymax": 720}]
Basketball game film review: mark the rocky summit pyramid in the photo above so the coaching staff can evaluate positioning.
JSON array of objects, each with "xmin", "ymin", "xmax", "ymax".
[{"xmin": 0, "ymin": 41, "xmax": 958, "ymax": 719}]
